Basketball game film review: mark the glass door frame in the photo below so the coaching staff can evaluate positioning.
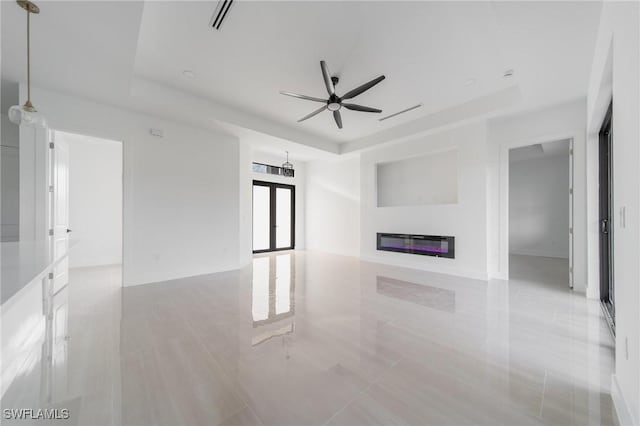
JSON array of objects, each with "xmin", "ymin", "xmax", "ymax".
[
  {"xmin": 599, "ymin": 102, "xmax": 615, "ymax": 328},
  {"xmin": 252, "ymin": 180, "xmax": 295, "ymax": 254}
]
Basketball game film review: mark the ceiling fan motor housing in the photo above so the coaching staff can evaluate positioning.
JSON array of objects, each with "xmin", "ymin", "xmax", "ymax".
[{"xmin": 327, "ymin": 93, "xmax": 342, "ymax": 111}]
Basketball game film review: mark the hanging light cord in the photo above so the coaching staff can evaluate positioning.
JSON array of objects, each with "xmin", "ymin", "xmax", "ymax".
[
  {"xmin": 27, "ymin": 10, "xmax": 30, "ymax": 103},
  {"xmin": 25, "ymin": 7, "xmax": 34, "ymax": 110}
]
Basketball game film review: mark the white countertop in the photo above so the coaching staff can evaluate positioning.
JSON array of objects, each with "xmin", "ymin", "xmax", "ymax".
[{"xmin": 1, "ymin": 240, "xmax": 75, "ymax": 306}]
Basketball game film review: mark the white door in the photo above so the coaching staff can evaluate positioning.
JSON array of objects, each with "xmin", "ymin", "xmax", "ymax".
[
  {"xmin": 50, "ymin": 132, "xmax": 70, "ymax": 294},
  {"xmin": 568, "ymin": 139, "xmax": 574, "ymax": 288}
]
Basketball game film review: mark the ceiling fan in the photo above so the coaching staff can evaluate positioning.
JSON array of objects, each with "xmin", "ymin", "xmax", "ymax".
[{"xmin": 280, "ymin": 61, "xmax": 385, "ymax": 129}]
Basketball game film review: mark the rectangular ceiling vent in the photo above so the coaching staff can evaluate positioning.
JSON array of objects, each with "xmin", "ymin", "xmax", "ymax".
[{"xmin": 210, "ymin": 0, "xmax": 234, "ymax": 31}]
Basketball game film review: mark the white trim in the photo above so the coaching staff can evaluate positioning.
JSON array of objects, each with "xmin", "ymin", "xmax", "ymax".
[
  {"xmin": 612, "ymin": 374, "xmax": 637, "ymax": 426},
  {"xmin": 585, "ymin": 38, "xmax": 613, "ymax": 301},
  {"xmin": 490, "ymin": 271, "xmax": 508, "ymax": 280}
]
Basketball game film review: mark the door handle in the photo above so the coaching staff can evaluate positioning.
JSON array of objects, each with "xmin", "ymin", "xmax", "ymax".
[
  {"xmin": 601, "ymin": 219, "xmax": 608, "ymax": 234},
  {"xmin": 66, "ymin": 228, "xmax": 72, "ymax": 233}
]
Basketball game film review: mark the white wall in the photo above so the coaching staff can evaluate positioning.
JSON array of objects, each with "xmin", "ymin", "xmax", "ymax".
[
  {"xmin": 60, "ymin": 132, "xmax": 123, "ymax": 268},
  {"xmin": 487, "ymin": 100, "xmax": 587, "ymax": 289},
  {"xmin": 586, "ymin": 2, "xmax": 640, "ymax": 424},
  {"xmin": 360, "ymin": 122, "xmax": 488, "ymax": 280},
  {"xmin": 22, "ymin": 85, "xmax": 242, "ymax": 287},
  {"xmin": 305, "ymin": 155, "xmax": 360, "ymax": 257},
  {"xmin": 1, "ymin": 114, "xmax": 19, "ymax": 242},
  {"xmin": 509, "ymin": 152, "xmax": 570, "ymax": 259},
  {"xmin": 238, "ymin": 140, "xmax": 253, "ymax": 267},
  {"xmin": 377, "ymin": 149, "xmax": 458, "ymax": 207}
]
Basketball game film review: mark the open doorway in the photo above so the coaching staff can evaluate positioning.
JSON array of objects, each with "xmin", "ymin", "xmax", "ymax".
[
  {"xmin": 55, "ymin": 131, "xmax": 123, "ymax": 276},
  {"xmin": 508, "ymin": 139, "xmax": 573, "ymax": 288}
]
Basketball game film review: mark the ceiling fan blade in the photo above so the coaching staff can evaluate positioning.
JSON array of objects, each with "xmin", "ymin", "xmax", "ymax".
[
  {"xmin": 342, "ymin": 103, "xmax": 382, "ymax": 113},
  {"xmin": 342, "ymin": 75, "xmax": 386, "ymax": 100},
  {"xmin": 280, "ymin": 91, "xmax": 327, "ymax": 103},
  {"xmin": 297, "ymin": 106, "xmax": 327, "ymax": 122},
  {"xmin": 320, "ymin": 61, "xmax": 335, "ymax": 96},
  {"xmin": 333, "ymin": 110, "xmax": 343, "ymax": 129}
]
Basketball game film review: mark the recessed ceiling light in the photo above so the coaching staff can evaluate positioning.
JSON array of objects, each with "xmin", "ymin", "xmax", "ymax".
[
  {"xmin": 503, "ymin": 69, "xmax": 515, "ymax": 78},
  {"xmin": 464, "ymin": 78, "xmax": 476, "ymax": 87},
  {"xmin": 182, "ymin": 70, "xmax": 196, "ymax": 79}
]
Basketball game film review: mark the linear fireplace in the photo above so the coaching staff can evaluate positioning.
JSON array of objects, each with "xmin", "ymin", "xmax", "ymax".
[{"xmin": 377, "ymin": 233, "xmax": 455, "ymax": 259}]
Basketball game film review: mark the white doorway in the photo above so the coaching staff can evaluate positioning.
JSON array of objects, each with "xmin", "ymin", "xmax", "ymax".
[
  {"xmin": 508, "ymin": 139, "xmax": 573, "ymax": 288},
  {"xmin": 55, "ymin": 131, "xmax": 123, "ymax": 272}
]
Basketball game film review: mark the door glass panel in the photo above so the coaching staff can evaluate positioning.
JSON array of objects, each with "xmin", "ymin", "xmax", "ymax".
[
  {"xmin": 276, "ymin": 187, "xmax": 292, "ymax": 248},
  {"xmin": 251, "ymin": 257, "xmax": 269, "ymax": 322},
  {"xmin": 275, "ymin": 254, "xmax": 291, "ymax": 314},
  {"xmin": 253, "ymin": 185, "xmax": 270, "ymax": 251}
]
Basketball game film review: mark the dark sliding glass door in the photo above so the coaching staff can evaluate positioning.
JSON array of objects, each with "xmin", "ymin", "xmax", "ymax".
[
  {"xmin": 599, "ymin": 102, "xmax": 614, "ymax": 327},
  {"xmin": 252, "ymin": 180, "xmax": 295, "ymax": 253}
]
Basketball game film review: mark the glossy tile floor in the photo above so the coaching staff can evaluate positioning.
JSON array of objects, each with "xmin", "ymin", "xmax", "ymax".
[{"xmin": 2, "ymin": 252, "xmax": 617, "ymax": 425}]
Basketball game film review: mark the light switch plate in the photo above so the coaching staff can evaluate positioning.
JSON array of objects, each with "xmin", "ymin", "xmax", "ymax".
[{"xmin": 150, "ymin": 128, "xmax": 164, "ymax": 138}]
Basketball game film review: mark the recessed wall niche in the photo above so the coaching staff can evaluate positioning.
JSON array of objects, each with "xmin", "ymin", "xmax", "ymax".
[{"xmin": 376, "ymin": 149, "xmax": 458, "ymax": 207}]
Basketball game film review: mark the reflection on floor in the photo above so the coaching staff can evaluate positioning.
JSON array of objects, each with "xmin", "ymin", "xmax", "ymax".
[
  {"xmin": 376, "ymin": 276, "xmax": 456, "ymax": 312},
  {"xmin": 1, "ymin": 252, "xmax": 616, "ymax": 425}
]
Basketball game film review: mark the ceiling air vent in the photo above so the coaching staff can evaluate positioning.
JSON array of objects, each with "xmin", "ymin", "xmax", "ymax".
[
  {"xmin": 210, "ymin": 0, "xmax": 234, "ymax": 30},
  {"xmin": 379, "ymin": 103, "xmax": 423, "ymax": 122}
]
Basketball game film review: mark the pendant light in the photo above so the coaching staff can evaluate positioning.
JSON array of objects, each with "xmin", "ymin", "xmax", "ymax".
[
  {"xmin": 282, "ymin": 151, "xmax": 294, "ymax": 177},
  {"xmin": 8, "ymin": 0, "xmax": 47, "ymax": 127}
]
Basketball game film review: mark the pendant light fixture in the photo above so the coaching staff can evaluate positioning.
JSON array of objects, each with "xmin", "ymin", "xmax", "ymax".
[
  {"xmin": 8, "ymin": 0, "xmax": 47, "ymax": 127},
  {"xmin": 282, "ymin": 151, "xmax": 294, "ymax": 177}
]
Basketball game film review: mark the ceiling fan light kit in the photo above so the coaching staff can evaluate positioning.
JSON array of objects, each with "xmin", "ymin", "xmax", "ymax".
[
  {"xmin": 281, "ymin": 60, "xmax": 386, "ymax": 129},
  {"xmin": 8, "ymin": 0, "xmax": 47, "ymax": 127}
]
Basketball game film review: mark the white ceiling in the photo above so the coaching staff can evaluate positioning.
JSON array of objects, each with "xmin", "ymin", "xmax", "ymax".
[
  {"xmin": 134, "ymin": 1, "xmax": 601, "ymax": 143},
  {"xmin": 1, "ymin": 1, "xmax": 602, "ymax": 153},
  {"xmin": 510, "ymin": 139, "xmax": 571, "ymax": 163},
  {"xmin": 1, "ymin": 1, "xmax": 144, "ymax": 105}
]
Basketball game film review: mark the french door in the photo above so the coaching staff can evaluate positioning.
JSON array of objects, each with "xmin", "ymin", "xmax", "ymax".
[
  {"xmin": 252, "ymin": 180, "xmax": 295, "ymax": 253},
  {"xmin": 50, "ymin": 131, "xmax": 70, "ymax": 294},
  {"xmin": 599, "ymin": 102, "xmax": 614, "ymax": 327}
]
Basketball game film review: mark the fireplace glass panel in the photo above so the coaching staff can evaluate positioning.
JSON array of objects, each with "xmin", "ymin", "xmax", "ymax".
[{"xmin": 377, "ymin": 233, "xmax": 455, "ymax": 258}]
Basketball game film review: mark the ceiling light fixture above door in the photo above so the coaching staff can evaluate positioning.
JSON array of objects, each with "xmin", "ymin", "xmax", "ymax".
[
  {"xmin": 280, "ymin": 60, "xmax": 386, "ymax": 130},
  {"xmin": 281, "ymin": 151, "xmax": 294, "ymax": 177},
  {"xmin": 8, "ymin": 0, "xmax": 46, "ymax": 127}
]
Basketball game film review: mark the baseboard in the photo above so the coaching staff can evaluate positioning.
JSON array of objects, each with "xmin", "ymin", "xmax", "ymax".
[
  {"xmin": 124, "ymin": 264, "xmax": 241, "ymax": 287},
  {"xmin": 360, "ymin": 255, "xmax": 488, "ymax": 281},
  {"xmin": 489, "ymin": 271, "xmax": 508, "ymax": 280},
  {"xmin": 509, "ymin": 249, "xmax": 569, "ymax": 259},
  {"xmin": 304, "ymin": 247, "xmax": 361, "ymax": 259},
  {"xmin": 612, "ymin": 374, "xmax": 637, "ymax": 426}
]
